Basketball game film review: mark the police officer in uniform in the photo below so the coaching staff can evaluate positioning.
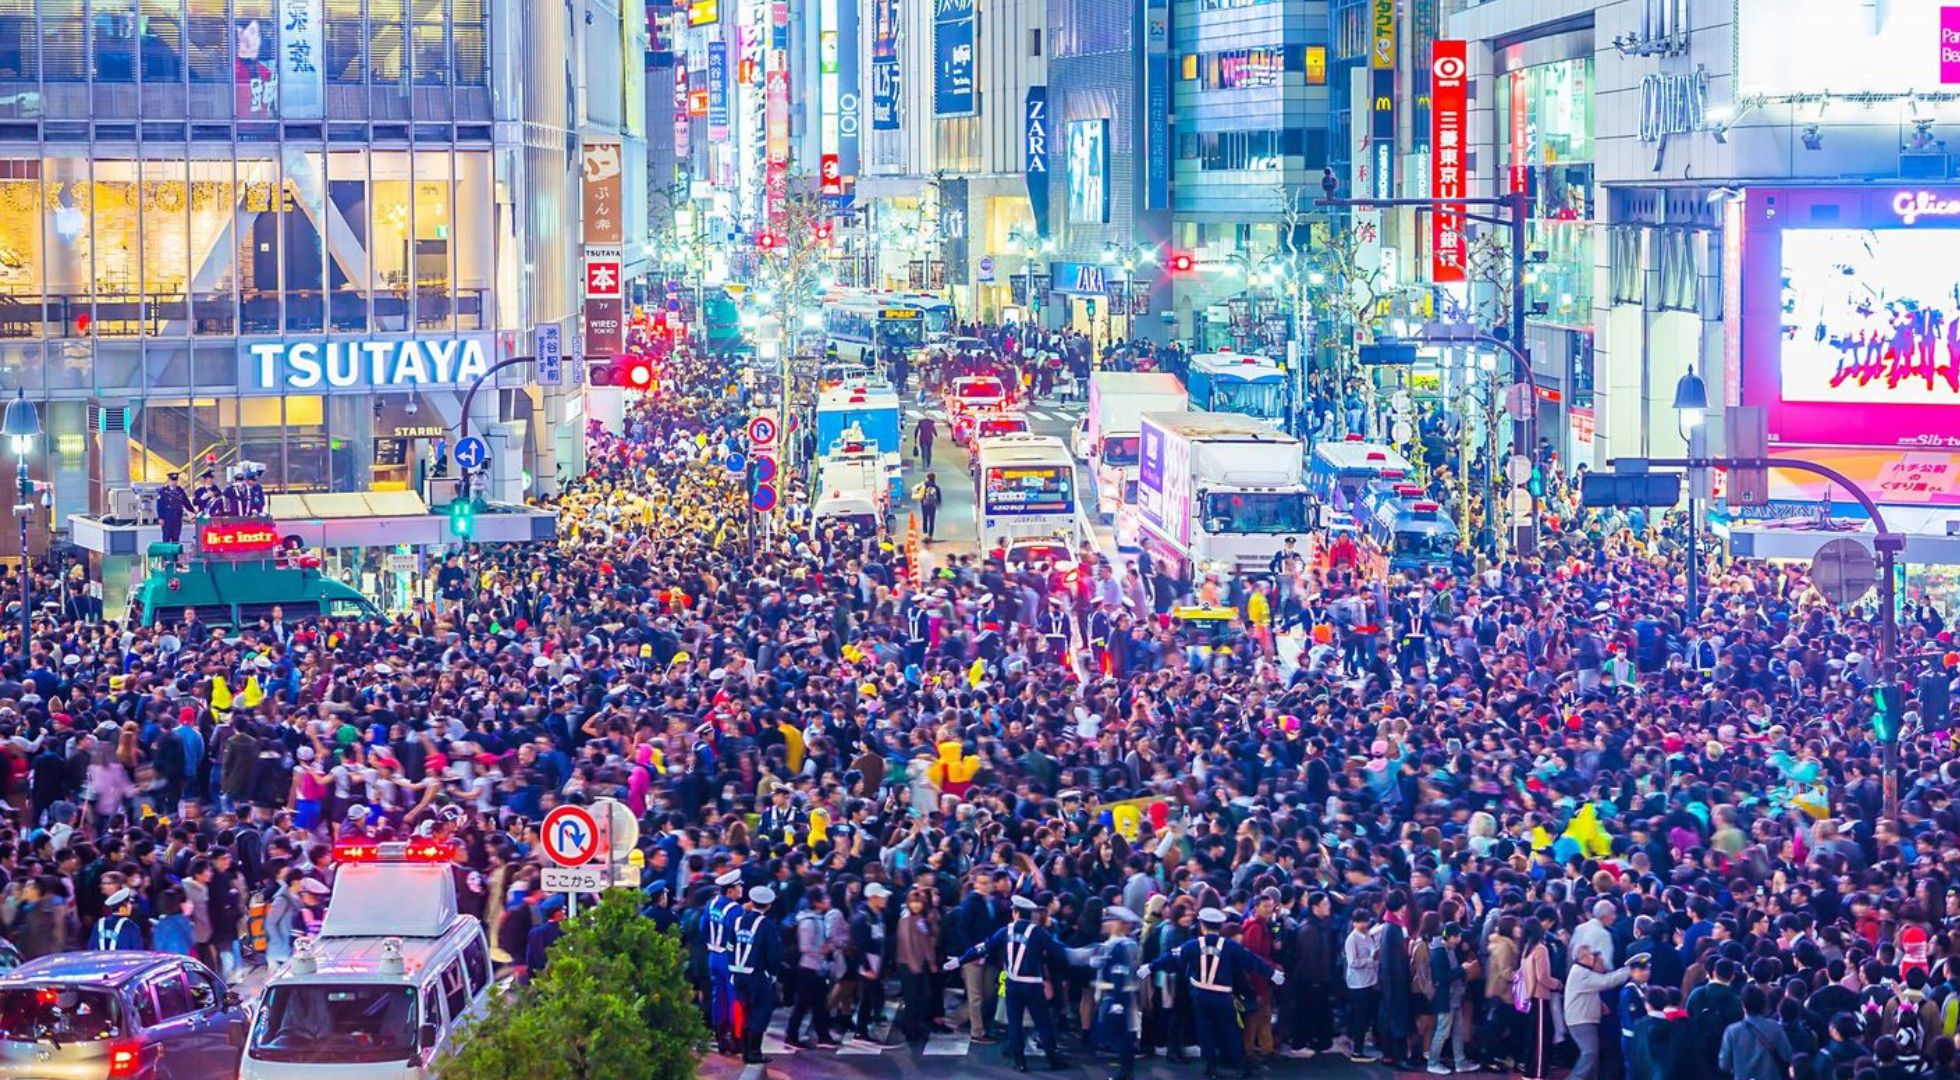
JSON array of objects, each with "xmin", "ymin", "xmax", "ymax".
[
  {"xmin": 704, "ymin": 869, "xmax": 745, "ymax": 1053},
  {"xmin": 730, "ymin": 884, "xmax": 784, "ymax": 1066},
  {"xmin": 904, "ymin": 594, "xmax": 931, "ymax": 668},
  {"xmin": 948, "ymin": 894, "xmax": 1072, "ymax": 1072},
  {"xmin": 1144, "ymin": 907, "xmax": 1282, "ymax": 1080},
  {"xmin": 192, "ymin": 468, "xmax": 222, "ymax": 518},
  {"xmin": 92, "ymin": 888, "xmax": 145, "ymax": 950},
  {"xmin": 156, "ymin": 472, "xmax": 192, "ymax": 544},
  {"xmin": 243, "ymin": 469, "xmax": 268, "ymax": 516},
  {"xmin": 1618, "ymin": 953, "xmax": 1653, "ymax": 1067},
  {"xmin": 758, "ymin": 783, "xmax": 806, "ymax": 845},
  {"xmin": 1067, "ymin": 905, "xmax": 1145, "ymax": 1080},
  {"xmin": 1041, "ymin": 594, "xmax": 1073, "ymax": 663}
]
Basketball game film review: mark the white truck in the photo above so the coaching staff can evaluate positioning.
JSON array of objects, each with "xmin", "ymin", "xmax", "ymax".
[
  {"xmin": 1086, "ymin": 371, "xmax": 1188, "ymax": 518},
  {"xmin": 1134, "ymin": 410, "xmax": 1312, "ymax": 581},
  {"xmin": 813, "ymin": 426, "xmax": 891, "ymax": 533}
]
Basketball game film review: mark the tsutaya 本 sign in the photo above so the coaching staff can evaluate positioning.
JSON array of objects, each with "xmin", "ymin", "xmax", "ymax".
[
  {"xmin": 247, "ymin": 339, "xmax": 492, "ymax": 391},
  {"xmin": 1892, "ymin": 190, "xmax": 1960, "ymax": 224}
]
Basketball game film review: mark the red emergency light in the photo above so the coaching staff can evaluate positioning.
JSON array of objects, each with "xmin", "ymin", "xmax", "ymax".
[
  {"xmin": 1344, "ymin": 433, "xmax": 1364, "ymax": 442},
  {"xmin": 335, "ymin": 839, "xmax": 460, "ymax": 864},
  {"xmin": 1411, "ymin": 501, "xmax": 1440, "ymax": 513},
  {"xmin": 1365, "ymin": 451, "xmax": 1387, "ymax": 462},
  {"xmin": 1394, "ymin": 484, "xmax": 1422, "ymax": 497}
]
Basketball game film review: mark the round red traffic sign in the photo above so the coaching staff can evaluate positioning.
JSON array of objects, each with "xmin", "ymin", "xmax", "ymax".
[
  {"xmin": 747, "ymin": 415, "xmax": 778, "ymax": 446},
  {"xmin": 541, "ymin": 805, "xmax": 601, "ymax": 867}
]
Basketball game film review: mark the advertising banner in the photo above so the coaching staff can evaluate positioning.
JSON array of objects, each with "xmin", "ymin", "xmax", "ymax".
[
  {"xmin": 1145, "ymin": 0, "xmax": 1170, "ymax": 211},
  {"xmin": 941, "ymin": 178, "xmax": 969, "ymax": 286},
  {"xmin": 1737, "ymin": 0, "xmax": 1960, "ymax": 98},
  {"xmin": 1429, "ymin": 40, "xmax": 1468, "ymax": 284},
  {"xmin": 1066, "ymin": 120, "xmax": 1108, "ymax": 225},
  {"xmin": 583, "ymin": 139, "xmax": 624, "ymax": 245},
  {"xmin": 934, "ymin": 0, "xmax": 977, "ymax": 116},
  {"xmin": 872, "ymin": 0, "xmax": 901, "ymax": 130},
  {"xmin": 1371, "ymin": 0, "xmax": 1395, "ymax": 69},
  {"xmin": 835, "ymin": 0, "xmax": 862, "ymax": 183},
  {"xmin": 1024, "ymin": 87, "xmax": 1051, "ymax": 236},
  {"xmin": 707, "ymin": 42, "xmax": 729, "ymax": 140},
  {"xmin": 277, "ymin": 0, "xmax": 323, "ymax": 118},
  {"xmin": 1741, "ymin": 185, "xmax": 1960, "ymax": 448}
]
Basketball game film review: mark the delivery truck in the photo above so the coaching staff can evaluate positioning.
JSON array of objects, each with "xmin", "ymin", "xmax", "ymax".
[
  {"xmin": 814, "ymin": 380, "xmax": 904, "ymax": 501},
  {"xmin": 1086, "ymin": 371, "xmax": 1188, "ymax": 518},
  {"xmin": 1134, "ymin": 411, "xmax": 1311, "ymax": 582}
]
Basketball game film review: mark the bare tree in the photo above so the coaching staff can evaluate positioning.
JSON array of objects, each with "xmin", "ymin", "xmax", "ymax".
[
  {"xmin": 1453, "ymin": 229, "xmax": 1516, "ymax": 332},
  {"xmin": 1295, "ymin": 214, "xmax": 1397, "ymax": 436}
]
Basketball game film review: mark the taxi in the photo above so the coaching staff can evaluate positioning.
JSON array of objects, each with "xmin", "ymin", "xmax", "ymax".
[
  {"xmin": 945, "ymin": 374, "xmax": 1012, "ymax": 417},
  {"xmin": 952, "ymin": 410, "xmax": 1031, "ymax": 450}
]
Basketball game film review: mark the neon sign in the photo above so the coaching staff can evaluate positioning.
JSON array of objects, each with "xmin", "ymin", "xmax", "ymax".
[
  {"xmin": 1892, "ymin": 190, "xmax": 1960, "ymax": 224},
  {"xmin": 200, "ymin": 520, "xmax": 282, "ymax": 555},
  {"xmin": 248, "ymin": 339, "xmax": 493, "ymax": 391}
]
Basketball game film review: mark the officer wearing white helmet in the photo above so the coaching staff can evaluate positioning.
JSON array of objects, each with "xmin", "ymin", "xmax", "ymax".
[
  {"xmin": 705, "ymin": 868, "xmax": 746, "ymax": 1054},
  {"xmin": 947, "ymin": 894, "xmax": 1071, "ymax": 1072},
  {"xmin": 1141, "ymin": 907, "xmax": 1282, "ymax": 1080},
  {"xmin": 730, "ymin": 884, "xmax": 782, "ymax": 1065},
  {"xmin": 1063, "ymin": 904, "xmax": 1145, "ymax": 1080}
]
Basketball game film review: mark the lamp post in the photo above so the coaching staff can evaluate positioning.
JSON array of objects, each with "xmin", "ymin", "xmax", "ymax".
[
  {"xmin": 1672, "ymin": 365, "xmax": 1708, "ymax": 624},
  {"xmin": 2, "ymin": 389, "xmax": 38, "ymax": 673}
]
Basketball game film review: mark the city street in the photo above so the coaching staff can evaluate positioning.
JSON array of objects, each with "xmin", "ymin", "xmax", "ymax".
[{"xmin": 895, "ymin": 394, "xmax": 1105, "ymax": 559}]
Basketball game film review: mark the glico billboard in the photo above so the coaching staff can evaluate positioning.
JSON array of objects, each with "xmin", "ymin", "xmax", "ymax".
[{"xmin": 1740, "ymin": 185, "xmax": 1960, "ymax": 449}]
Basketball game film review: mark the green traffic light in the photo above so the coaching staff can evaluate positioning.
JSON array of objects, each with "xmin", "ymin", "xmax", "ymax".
[
  {"xmin": 450, "ymin": 499, "xmax": 475, "ymax": 539},
  {"xmin": 1873, "ymin": 682, "xmax": 1904, "ymax": 744}
]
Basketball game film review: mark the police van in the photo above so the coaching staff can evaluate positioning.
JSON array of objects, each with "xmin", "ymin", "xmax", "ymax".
[{"xmin": 239, "ymin": 840, "xmax": 494, "ymax": 1079}]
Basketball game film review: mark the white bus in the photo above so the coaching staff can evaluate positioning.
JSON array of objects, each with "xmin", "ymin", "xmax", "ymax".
[
  {"xmin": 973, "ymin": 434, "xmax": 1081, "ymax": 559},
  {"xmin": 824, "ymin": 294, "xmax": 954, "ymax": 363}
]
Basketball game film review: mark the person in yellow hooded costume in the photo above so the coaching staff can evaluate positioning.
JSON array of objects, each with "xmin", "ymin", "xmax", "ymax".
[{"xmin": 928, "ymin": 741, "xmax": 980, "ymax": 800}]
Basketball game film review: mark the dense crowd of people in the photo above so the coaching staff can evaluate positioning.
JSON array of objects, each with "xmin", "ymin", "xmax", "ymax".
[{"xmin": 0, "ymin": 335, "xmax": 1957, "ymax": 1080}]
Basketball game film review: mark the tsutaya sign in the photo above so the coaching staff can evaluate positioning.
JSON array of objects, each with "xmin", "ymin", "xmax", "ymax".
[
  {"xmin": 247, "ymin": 339, "xmax": 493, "ymax": 391},
  {"xmin": 1892, "ymin": 190, "xmax": 1960, "ymax": 225}
]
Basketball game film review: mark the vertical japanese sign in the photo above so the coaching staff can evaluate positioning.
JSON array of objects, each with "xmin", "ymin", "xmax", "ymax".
[
  {"xmin": 1144, "ymin": 0, "xmax": 1170, "ymax": 211},
  {"xmin": 708, "ymin": 42, "xmax": 729, "ymax": 141},
  {"xmin": 941, "ymin": 178, "xmax": 969, "ymax": 285},
  {"xmin": 278, "ymin": 0, "xmax": 323, "ymax": 118},
  {"xmin": 1371, "ymin": 0, "xmax": 1396, "ymax": 69},
  {"xmin": 1509, "ymin": 68, "xmax": 1528, "ymax": 195},
  {"xmin": 820, "ymin": 2, "xmax": 842, "ymax": 195},
  {"xmin": 583, "ymin": 139, "xmax": 627, "ymax": 358},
  {"xmin": 933, "ymin": 0, "xmax": 976, "ymax": 116},
  {"xmin": 1025, "ymin": 86, "xmax": 1050, "ymax": 237},
  {"xmin": 766, "ymin": 1, "xmax": 791, "ymax": 225},
  {"xmin": 835, "ymin": 0, "xmax": 861, "ymax": 183},
  {"xmin": 871, "ymin": 0, "xmax": 901, "ymax": 129},
  {"xmin": 1429, "ymin": 39, "xmax": 1468, "ymax": 284}
]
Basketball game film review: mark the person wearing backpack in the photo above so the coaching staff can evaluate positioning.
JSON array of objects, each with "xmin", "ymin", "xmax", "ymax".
[{"xmin": 918, "ymin": 473, "xmax": 943, "ymax": 541}]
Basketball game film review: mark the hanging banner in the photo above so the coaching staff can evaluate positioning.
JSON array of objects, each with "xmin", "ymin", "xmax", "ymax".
[
  {"xmin": 1430, "ymin": 39, "xmax": 1468, "ymax": 284},
  {"xmin": 1025, "ymin": 86, "xmax": 1051, "ymax": 237},
  {"xmin": 933, "ymin": 0, "xmax": 976, "ymax": 116},
  {"xmin": 1144, "ymin": 0, "xmax": 1170, "ymax": 211},
  {"xmin": 941, "ymin": 178, "xmax": 969, "ymax": 285},
  {"xmin": 277, "ymin": 0, "xmax": 323, "ymax": 118},
  {"xmin": 1371, "ymin": 0, "xmax": 1396, "ymax": 69},
  {"xmin": 584, "ymin": 139, "xmax": 625, "ymax": 245},
  {"xmin": 835, "ymin": 0, "xmax": 862, "ymax": 184},
  {"xmin": 872, "ymin": 0, "xmax": 901, "ymax": 130}
]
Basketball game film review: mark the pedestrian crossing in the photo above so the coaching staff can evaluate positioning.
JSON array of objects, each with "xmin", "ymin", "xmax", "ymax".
[
  {"xmin": 911, "ymin": 405, "xmax": 1084, "ymax": 426},
  {"xmin": 734, "ymin": 1000, "xmax": 976, "ymax": 1060}
]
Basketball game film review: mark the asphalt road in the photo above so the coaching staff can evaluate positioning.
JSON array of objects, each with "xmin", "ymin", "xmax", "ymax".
[{"xmin": 894, "ymin": 390, "xmax": 1119, "ymax": 566}]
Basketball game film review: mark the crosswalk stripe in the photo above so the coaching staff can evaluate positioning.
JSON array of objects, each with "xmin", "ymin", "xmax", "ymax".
[{"xmin": 922, "ymin": 1032, "xmax": 971, "ymax": 1056}]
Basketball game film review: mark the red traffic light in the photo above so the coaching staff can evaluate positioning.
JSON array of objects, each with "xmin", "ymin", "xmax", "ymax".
[
  {"xmin": 756, "ymin": 233, "xmax": 780, "ymax": 251},
  {"xmin": 623, "ymin": 359, "xmax": 654, "ymax": 389},
  {"xmin": 814, "ymin": 221, "xmax": 834, "ymax": 242},
  {"xmin": 1167, "ymin": 253, "xmax": 1196, "ymax": 273}
]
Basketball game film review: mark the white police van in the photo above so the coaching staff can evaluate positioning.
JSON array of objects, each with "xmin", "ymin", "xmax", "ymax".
[{"xmin": 238, "ymin": 840, "xmax": 494, "ymax": 1079}]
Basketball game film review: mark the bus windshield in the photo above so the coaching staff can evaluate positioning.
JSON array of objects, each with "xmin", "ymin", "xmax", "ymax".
[
  {"xmin": 1200, "ymin": 491, "xmax": 1310, "ymax": 534},
  {"xmin": 251, "ymin": 985, "xmax": 419, "ymax": 1064},
  {"xmin": 922, "ymin": 307, "xmax": 954, "ymax": 336},
  {"xmin": 1209, "ymin": 381, "xmax": 1285, "ymax": 419},
  {"xmin": 880, "ymin": 316, "xmax": 926, "ymax": 348}
]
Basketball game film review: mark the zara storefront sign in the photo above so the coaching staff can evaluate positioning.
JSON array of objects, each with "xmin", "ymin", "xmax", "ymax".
[
  {"xmin": 247, "ymin": 338, "xmax": 493, "ymax": 391},
  {"xmin": 1893, "ymin": 190, "xmax": 1960, "ymax": 224}
]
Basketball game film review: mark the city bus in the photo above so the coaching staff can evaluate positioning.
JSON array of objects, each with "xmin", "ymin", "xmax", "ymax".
[
  {"xmin": 1186, "ymin": 351, "xmax": 1290, "ymax": 427},
  {"xmin": 973, "ymin": 434, "xmax": 1081, "ymax": 559},
  {"xmin": 823, "ymin": 294, "xmax": 953, "ymax": 363}
]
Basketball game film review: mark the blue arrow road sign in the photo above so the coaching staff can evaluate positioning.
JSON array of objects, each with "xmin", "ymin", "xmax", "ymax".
[{"xmin": 454, "ymin": 436, "xmax": 489, "ymax": 470}]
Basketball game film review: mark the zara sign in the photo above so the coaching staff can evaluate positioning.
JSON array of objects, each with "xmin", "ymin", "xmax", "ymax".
[{"xmin": 247, "ymin": 338, "xmax": 493, "ymax": 391}]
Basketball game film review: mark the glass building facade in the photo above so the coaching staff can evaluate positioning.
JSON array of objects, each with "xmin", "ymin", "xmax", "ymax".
[{"xmin": 0, "ymin": 0, "xmax": 599, "ymax": 540}]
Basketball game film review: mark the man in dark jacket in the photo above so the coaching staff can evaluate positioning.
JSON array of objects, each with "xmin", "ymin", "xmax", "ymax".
[
  {"xmin": 955, "ymin": 871, "xmax": 1010, "ymax": 1041},
  {"xmin": 1686, "ymin": 958, "xmax": 1745, "ymax": 1080},
  {"xmin": 1289, "ymin": 891, "xmax": 1339, "ymax": 1055},
  {"xmin": 848, "ymin": 883, "xmax": 892, "ymax": 1041},
  {"xmin": 1375, "ymin": 891, "xmax": 1415, "ymax": 1069}
]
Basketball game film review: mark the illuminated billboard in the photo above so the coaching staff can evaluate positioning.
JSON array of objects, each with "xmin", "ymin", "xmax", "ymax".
[
  {"xmin": 1737, "ymin": 0, "xmax": 1960, "ymax": 98},
  {"xmin": 1066, "ymin": 120, "xmax": 1107, "ymax": 225},
  {"xmin": 1741, "ymin": 186, "xmax": 1960, "ymax": 449}
]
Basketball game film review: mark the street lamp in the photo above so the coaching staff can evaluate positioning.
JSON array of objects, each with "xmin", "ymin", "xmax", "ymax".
[
  {"xmin": 2, "ymin": 389, "xmax": 37, "ymax": 674},
  {"xmin": 1673, "ymin": 365, "xmax": 1709, "ymax": 623}
]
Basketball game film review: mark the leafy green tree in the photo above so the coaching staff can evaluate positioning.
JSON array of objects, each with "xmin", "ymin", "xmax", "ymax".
[{"xmin": 439, "ymin": 890, "xmax": 706, "ymax": 1080}]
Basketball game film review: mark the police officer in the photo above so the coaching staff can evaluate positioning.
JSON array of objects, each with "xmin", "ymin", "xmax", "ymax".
[
  {"xmin": 704, "ymin": 869, "xmax": 745, "ymax": 1054},
  {"xmin": 1618, "ymin": 953, "xmax": 1654, "ymax": 1066},
  {"xmin": 729, "ymin": 884, "xmax": 783, "ymax": 1066},
  {"xmin": 156, "ymin": 472, "xmax": 192, "ymax": 544},
  {"xmin": 1069, "ymin": 905, "xmax": 1144, "ymax": 1080},
  {"xmin": 192, "ymin": 468, "xmax": 222, "ymax": 517},
  {"xmin": 758, "ymin": 783, "xmax": 806, "ymax": 845},
  {"xmin": 1144, "ymin": 907, "xmax": 1282, "ymax": 1080},
  {"xmin": 92, "ymin": 888, "xmax": 145, "ymax": 950},
  {"xmin": 1040, "ymin": 594, "xmax": 1073, "ymax": 663},
  {"xmin": 243, "ymin": 469, "xmax": 268, "ymax": 516},
  {"xmin": 948, "ymin": 894, "xmax": 1072, "ymax": 1072},
  {"xmin": 904, "ymin": 593, "xmax": 931, "ymax": 668}
]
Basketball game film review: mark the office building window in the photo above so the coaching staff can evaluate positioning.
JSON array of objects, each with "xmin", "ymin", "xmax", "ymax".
[
  {"xmin": 1176, "ymin": 129, "xmax": 1300, "ymax": 171},
  {"xmin": 326, "ymin": 0, "xmax": 366, "ymax": 83},
  {"xmin": 454, "ymin": 0, "xmax": 486, "ymax": 85}
]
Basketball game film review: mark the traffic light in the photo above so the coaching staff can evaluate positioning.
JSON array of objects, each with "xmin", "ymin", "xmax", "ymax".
[
  {"xmin": 1527, "ymin": 465, "xmax": 1544, "ymax": 498},
  {"xmin": 619, "ymin": 357, "xmax": 655, "ymax": 391},
  {"xmin": 1920, "ymin": 670, "xmax": 1953, "ymax": 732},
  {"xmin": 1166, "ymin": 252, "xmax": 1196, "ymax": 273},
  {"xmin": 448, "ymin": 498, "xmax": 475, "ymax": 540},
  {"xmin": 813, "ymin": 220, "xmax": 834, "ymax": 243},
  {"xmin": 1873, "ymin": 681, "xmax": 1906, "ymax": 743},
  {"xmin": 756, "ymin": 232, "xmax": 780, "ymax": 252}
]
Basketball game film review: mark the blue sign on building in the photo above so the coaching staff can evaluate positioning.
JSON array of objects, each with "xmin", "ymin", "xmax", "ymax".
[
  {"xmin": 933, "ymin": 0, "xmax": 976, "ymax": 116},
  {"xmin": 871, "ymin": 0, "xmax": 901, "ymax": 130}
]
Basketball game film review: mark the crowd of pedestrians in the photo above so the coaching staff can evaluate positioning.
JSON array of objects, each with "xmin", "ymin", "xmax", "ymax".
[{"xmin": 0, "ymin": 337, "xmax": 1954, "ymax": 1080}]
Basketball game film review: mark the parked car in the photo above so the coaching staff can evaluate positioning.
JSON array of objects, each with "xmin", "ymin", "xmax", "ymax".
[{"xmin": 0, "ymin": 952, "xmax": 246, "ymax": 1080}]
